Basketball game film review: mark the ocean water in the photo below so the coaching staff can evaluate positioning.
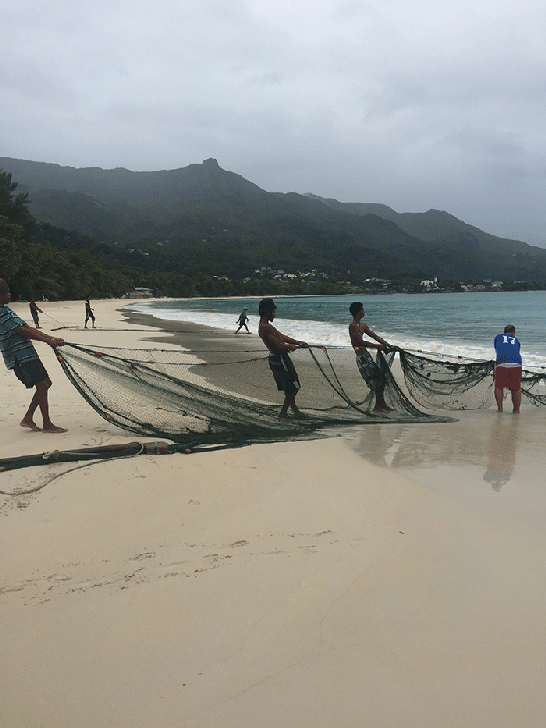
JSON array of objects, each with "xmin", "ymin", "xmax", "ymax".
[{"xmin": 130, "ymin": 291, "xmax": 546, "ymax": 369}]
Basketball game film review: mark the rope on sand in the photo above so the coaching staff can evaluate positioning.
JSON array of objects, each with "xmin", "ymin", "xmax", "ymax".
[{"xmin": 0, "ymin": 441, "xmax": 166, "ymax": 478}]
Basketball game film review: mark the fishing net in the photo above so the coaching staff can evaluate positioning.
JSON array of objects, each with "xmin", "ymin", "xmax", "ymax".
[
  {"xmin": 399, "ymin": 351, "xmax": 546, "ymax": 409},
  {"xmin": 520, "ymin": 371, "xmax": 546, "ymax": 406},
  {"xmin": 53, "ymin": 343, "xmax": 546, "ymax": 449},
  {"xmin": 55, "ymin": 343, "xmax": 455, "ymax": 448},
  {"xmin": 399, "ymin": 351, "xmax": 495, "ymax": 410}
]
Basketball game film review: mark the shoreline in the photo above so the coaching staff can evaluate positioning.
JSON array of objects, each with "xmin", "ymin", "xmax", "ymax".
[
  {"xmin": 124, "ymin": 294, "xmax": 546, "ymax": 368},
  {"xmin": 2, "ymin": 297, "xmax": 546, "ymax": 727},
  {"xmin": 119, "ymin": 306, "xmax": 248, "ymax": 353}
]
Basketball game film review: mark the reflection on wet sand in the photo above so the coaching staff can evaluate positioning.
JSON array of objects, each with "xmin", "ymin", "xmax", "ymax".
[
  {"xmin": 342, "ymin": 421, "xmax": 488, "ymax": 469},
  {"xmin": 483, "ymin": 413, "xmax": 519, "ymax": 491},
  {"xmin": 342, "ymin": 411, "xmax": 520, "ymax": 489}
]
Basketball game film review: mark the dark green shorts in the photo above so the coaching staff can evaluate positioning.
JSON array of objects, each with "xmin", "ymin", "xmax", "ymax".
[{"xmin": 13, "ymin": 358, "xmax": 49, "ymax": 389}]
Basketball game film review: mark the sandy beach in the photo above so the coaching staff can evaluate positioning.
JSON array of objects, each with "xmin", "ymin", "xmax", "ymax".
[{"xmin": 2, "ymin": 298, "xmax": 546, "ymax": 728}]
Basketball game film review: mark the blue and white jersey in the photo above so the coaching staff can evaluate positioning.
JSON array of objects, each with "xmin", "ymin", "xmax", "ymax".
[{"xmin": 494, "ymin": 333, "xmax": 522, "ymax": 366}]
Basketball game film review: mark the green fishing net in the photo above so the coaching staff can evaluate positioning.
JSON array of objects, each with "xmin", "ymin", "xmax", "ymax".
[
  {"xmin": 54, "ymin": 343, "xmax": 546, "ymax": 448},
  {"xmin": 54, "ymin": 343, "xmax": 453, "ymax": 447},
  {"xmin": 399, "ymin": 351, "xmax": 546, "ymax": 410}
]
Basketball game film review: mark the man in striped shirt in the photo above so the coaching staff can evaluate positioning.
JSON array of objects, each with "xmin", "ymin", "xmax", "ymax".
[{"xmin": 0, "ymin": 278, "xmax": 67, "ymax": 433}]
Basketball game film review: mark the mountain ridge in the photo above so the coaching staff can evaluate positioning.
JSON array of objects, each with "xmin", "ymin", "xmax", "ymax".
[
  {"xmin": 303, "ymin": 194, "xmax": 543, "ymax": 258},
  {"xmin": 2, "ymin": 156, "xmax": 546, "ymax": 283}
]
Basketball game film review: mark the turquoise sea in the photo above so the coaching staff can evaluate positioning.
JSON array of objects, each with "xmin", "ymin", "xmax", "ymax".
[{"xmin": 131, "ymin": 291, "xmax": 546, "ymax": 369}]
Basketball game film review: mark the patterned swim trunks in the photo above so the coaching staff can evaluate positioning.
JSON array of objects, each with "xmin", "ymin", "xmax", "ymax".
[{"xmin": 356, "ymin": 350, "xmax": 384, "ymax": 391}]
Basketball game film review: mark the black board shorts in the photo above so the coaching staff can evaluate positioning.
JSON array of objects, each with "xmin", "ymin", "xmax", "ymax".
[
  {"xmin": 13, "ymin": 357, "xmax": 49, "ymax": 389},
  {"xmin": 268, "ymin": 351, "xmax": 301, "ymax": 395}
]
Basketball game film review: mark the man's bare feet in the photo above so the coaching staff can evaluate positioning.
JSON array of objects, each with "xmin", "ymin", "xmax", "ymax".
[
  {"xmin": 291, "ymin": 410, "xmax": 308, "ymax": 419},
  {"xmin": 42, "ymin": 424, "xmax": 67, "ymax": 433},
  {"xmin": 20, "ymin": 419, "xmax": 41, "ymax": 431}
]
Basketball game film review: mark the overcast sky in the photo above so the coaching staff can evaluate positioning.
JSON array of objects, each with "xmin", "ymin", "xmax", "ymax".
[{"xmin": 2, "ymin": 0, "xmax": 546, "ymax": 246}]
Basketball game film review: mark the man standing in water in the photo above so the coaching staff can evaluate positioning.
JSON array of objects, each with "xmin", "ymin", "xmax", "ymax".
[
  {"xmin": 0, "ymin": 278, "xmax": 67, "ymax": 433},
  {"xmin": 349, "ymin": 301, "xmax": 399, "ymax": 414},
  {"xmin": 258, "ymin": 298, "xmax": 308, "ymax": 418},
  {"xmin": 494, "ymin": 324, "xmax": 522, "ymax": 414}
]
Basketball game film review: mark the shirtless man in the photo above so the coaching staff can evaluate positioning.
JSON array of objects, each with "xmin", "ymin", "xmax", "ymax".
[
  {"xmin": 258, "ymin": 298, "xmax": 308, "ymax": 418},
  {"xmin": 0, "ymin": 278, "xmax": 66, "ymax": 433},
  {"xmin": 349, "ymin": 301, "xmax": 398, "ymax": 414}
]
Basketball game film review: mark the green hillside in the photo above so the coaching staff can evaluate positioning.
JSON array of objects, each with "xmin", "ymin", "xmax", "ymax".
[{"xmin": 2, "ymin": 156, "xmax": 546, "ymax": 293}]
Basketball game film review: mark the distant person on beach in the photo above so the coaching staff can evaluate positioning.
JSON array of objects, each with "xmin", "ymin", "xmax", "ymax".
[
  {"xmin": 0, "ymin": 278, "xmax": 67, "ymax": 433},
  {"xmin": 29, "ymin": 300, "xmax": 43, "ymax": 328},
  {"xmin": 349, "ymin": 301, "xmax": 399, "ymax": 414},
  {"xmin": 235, "ymin": 307, "xmax": 251, "ymax": 334},
  {"xmin": 85, "ymin": 296, "xmax": 95, "ymax": 328},
  {"xmin": 494, "ymin": 324, "xmax": 522, "ymax": 414},
  {"xmin": 258, "ymin": 298, "xmax": 308, "ymax": 418}
]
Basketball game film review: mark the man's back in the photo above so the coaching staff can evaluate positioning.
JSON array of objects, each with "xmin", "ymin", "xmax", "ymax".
[{"xmin": 494, "ymin": 333, "xmax": 521, "ymax": 365}]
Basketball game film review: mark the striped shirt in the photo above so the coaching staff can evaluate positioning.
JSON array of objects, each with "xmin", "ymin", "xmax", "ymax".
[{"xmin": 0, "ymin": 305, "xmax": 39, "ymax": 370}]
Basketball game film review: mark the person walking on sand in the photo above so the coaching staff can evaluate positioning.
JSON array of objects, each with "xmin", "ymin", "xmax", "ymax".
[
  {"xmin": 85, "ymin": 296, "xmax": 95, "ymax": 328},
  {"xmin": 494, "ymin": 324, "xmax": 522, "ymax": 414},
  {"xmin": 29, "ymin": 300, "xmax": 43, "ymax": 328},
  {"xmin": 258, "ymin": 298, "xmax": 308, "ymax": 418},
  {"xmin": 349, "ymin": 301, "xmax": 399, "ymax": 414},
  {"xmin": 0, "ymin": 279, "xmax": 67, "ymax": 433},
  {"xmin": 235, "ymin": 307, "xmax": 251, "ymax": 334}
]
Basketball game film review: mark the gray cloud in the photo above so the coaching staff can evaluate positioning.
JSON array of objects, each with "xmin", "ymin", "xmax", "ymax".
[{"xmin": 1, "ymin": 0, "xmax": 546, "ymax": 245}]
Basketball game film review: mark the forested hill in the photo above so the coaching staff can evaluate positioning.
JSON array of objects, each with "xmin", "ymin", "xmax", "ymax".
[
  {"xmin": 2, "ymin": 156, "xmax": 546, "ymax": 285},
  {"xmin": 304, "ymin": 195, "xmax": 545, "ymax": 259}
]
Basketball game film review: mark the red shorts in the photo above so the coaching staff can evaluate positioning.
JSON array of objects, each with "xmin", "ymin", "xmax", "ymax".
[{"xmin": 494, "ymin": 365, "xmax": 522, "ymax": 391}]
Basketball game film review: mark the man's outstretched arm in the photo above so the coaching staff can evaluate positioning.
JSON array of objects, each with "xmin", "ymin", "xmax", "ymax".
[
  {"xmin": 361, "ymin": 323, "xmax": 399, "ymax": 350},
  {"xmin": 15, "ymin": 324, "xmax": 64, "ymax": 347}
]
